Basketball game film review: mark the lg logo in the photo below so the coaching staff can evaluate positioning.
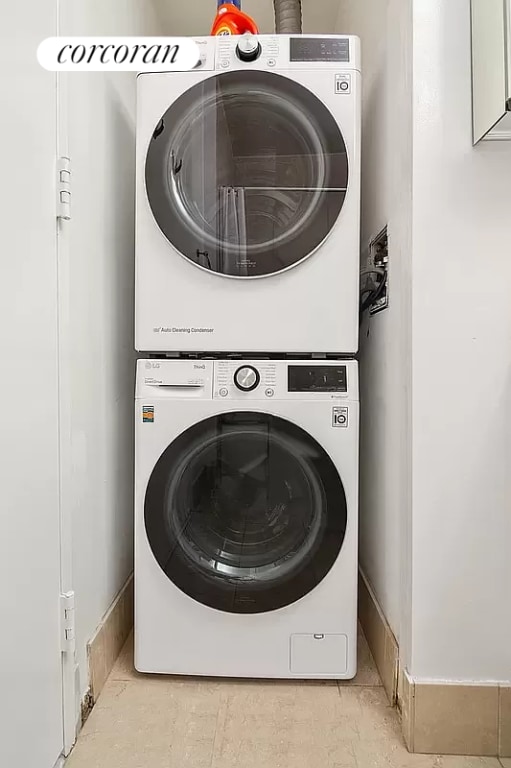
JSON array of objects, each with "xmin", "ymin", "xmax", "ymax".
[{"xmin": 332, "ymin": 407, "xmax": 348, "ymax": 428}]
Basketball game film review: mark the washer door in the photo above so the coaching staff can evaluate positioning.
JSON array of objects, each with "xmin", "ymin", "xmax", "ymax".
[
  {"xmin": 145, "ymin": 412, "xmax": 347, "ymax": 614},
  {"xmin": 145, "ymin": 70, "xmax": 349, "ymax": 278}
]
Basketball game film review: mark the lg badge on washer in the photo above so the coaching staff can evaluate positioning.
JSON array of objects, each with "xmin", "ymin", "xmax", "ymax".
[{"xmin": 332, "ymin": 407, "xmax": 348, "ymax": 427}]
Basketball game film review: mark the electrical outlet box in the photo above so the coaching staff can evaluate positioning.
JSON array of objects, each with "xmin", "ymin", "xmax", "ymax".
[{"xmin": 369, "ymin": 226, "xmax": 388, "ymax": 315}]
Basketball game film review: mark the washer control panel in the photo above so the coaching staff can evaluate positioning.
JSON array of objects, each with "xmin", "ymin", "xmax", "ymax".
[
  {"xmin": 213, "ymin": 361, "xmax": 351, "ymax": 400},
  {"xmin": 215, "ymin": 361, "xmax": 277, "ymax": 399},
  {"xmin": 288, "ymin": 364, "xmax": 347, "ymax": 393}
]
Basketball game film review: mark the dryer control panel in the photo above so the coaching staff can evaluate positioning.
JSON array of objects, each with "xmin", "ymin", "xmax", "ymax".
[{"xmin": 210, "ymin": 34, "xmax": 360, "ymax": 72}]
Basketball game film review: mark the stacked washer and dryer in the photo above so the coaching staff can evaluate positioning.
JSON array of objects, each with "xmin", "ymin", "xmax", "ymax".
[{"xmin": 134, "ymin": 34, "xmax": 361, "ymax": 678}]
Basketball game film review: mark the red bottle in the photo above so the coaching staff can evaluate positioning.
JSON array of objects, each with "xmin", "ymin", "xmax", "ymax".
[{"xmin": 211, "ymin": 2, "xmax": 259, "ymax": 36}]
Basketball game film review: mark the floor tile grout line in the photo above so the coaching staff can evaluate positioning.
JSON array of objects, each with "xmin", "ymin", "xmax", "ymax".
[{"xmin": 209, "ymin": 696, "xmax": 228, "ymax": 768}]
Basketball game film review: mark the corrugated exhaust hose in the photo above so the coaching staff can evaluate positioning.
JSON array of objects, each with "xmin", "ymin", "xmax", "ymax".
[{"xmin": 273, "ymin": 0, "xmax": 302, "ymax": 34}]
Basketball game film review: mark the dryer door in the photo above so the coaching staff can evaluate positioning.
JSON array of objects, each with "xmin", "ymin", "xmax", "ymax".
[
  {"xmin": 144, "ymin": 412, "xmax": 347, "ymax": 614},
  {"xmin": 145, "ymin": 70, "xmax": 348, "ymax": 278}
]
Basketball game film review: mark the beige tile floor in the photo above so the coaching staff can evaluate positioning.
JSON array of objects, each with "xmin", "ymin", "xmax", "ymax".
[{"xmin": 67, "ymin": 629, "xmax": 505, "ymax": 768}]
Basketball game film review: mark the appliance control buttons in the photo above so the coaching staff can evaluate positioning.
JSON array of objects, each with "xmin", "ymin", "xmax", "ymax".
[
  {"xmin": 267, "ymin": 58, "xmax": 276, "ymax": 67},
  {"xmin": 220, "ymin": 59, "xmax": 230, "ymax": 69},
  {"xmin": 234, "ymin": 365, "xmax": 260, "ymax": 392},
  {"xmin": 265, "ymin": 388, "xmax": 275, "ymax": 397},
  {"xmin": 236, "ymin": 35, "xmax": 262, "ymax": 62},
  {"xmin": 219, "ymin": 387, "xmax": 229, "ymax": 397}
]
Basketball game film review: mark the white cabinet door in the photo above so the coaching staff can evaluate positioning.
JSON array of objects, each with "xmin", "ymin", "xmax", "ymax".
[
  {"xmin": 0, "ymin": 0, "xmax": 64, "ymax": 765},
  {"xmin": 471, "ymin": 0, "xmax": 511, "ymax": 142}
]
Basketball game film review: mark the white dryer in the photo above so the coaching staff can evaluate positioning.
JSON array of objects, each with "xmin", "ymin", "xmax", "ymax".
[
  {"xmin": 135, "ymin": 34, "xmax": 361, "ymax": 355},
  {"xmin": 135, "ymin": 358, "xmax": 359, "ymax": 678}
]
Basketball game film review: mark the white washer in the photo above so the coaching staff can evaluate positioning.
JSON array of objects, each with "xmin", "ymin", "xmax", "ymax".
[
  {"xmin": 135, "ymin": 359, "xmax": 359, "ymax": 678},
  {"xmin": 135, "ymin": 34, "xmax": 361, "ymax": 355}
]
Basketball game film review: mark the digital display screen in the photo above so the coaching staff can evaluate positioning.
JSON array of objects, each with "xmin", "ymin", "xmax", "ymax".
[
  {"xmin": 288, "ymin": 365, "xmax": 347, "ymax": 393},
  {"xmin": 290, "ymin": 37, "xmax": 350, "ymax": 63}
]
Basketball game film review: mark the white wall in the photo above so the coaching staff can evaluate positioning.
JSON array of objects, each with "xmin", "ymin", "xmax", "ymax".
[
  {"xmin": 410, "ymin": 0, "xmax": 511, "ymax": 682},
  {"xmin": 335, "ymin": 0, "xmax": 413, "ymax": 644},
  {"xmin": 58, "ymin": 0, "xmax": 163, "ymax": 697},
  {"xmin": 153, "ymin": 0, "xmax": 341, "ymax": 36},
  {"xmin": 338, "ymin": 0, "xmax": 511, "ymax": 683}
]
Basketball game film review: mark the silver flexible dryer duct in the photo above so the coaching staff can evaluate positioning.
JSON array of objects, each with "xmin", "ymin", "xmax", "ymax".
[{"xmin": 273, "ymin": 0, "xmax": 302, "ymax": 34}]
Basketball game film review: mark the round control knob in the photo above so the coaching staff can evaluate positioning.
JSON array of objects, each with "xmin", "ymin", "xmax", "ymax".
[
  {"xmin": 234, "ymin": 365, "xmax": 260, "ymax": 392},
  {"xmin": 236, "ymin": 35, "xmax": 261, "ymax": 62}
]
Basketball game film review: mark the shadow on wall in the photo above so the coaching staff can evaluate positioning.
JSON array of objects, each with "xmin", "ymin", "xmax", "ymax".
[
  {"xmin": 67, "ymin": 69, "xmax": 141, "ymax": 702},
  {"xmin": 103, "ymin": 73, "xmax": 139, "ymax": 585},
  {"xmin": 358, "ymin": 64, "xmax": 388, "ymax": 254}
]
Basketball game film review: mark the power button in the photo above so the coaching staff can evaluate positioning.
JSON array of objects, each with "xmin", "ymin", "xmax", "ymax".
[{"xmin": 265, "ymin": 388, "xmax": 275, "ymax": 397}]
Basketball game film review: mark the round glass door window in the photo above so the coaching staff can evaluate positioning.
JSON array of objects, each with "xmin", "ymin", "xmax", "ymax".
[
  {"xmin": 145, "ymin": 71, "xmax": 349, "ymax": 278},
  {"xmin": 144, "ymin": 412, "xmax": 347, "ymax": 614}
]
